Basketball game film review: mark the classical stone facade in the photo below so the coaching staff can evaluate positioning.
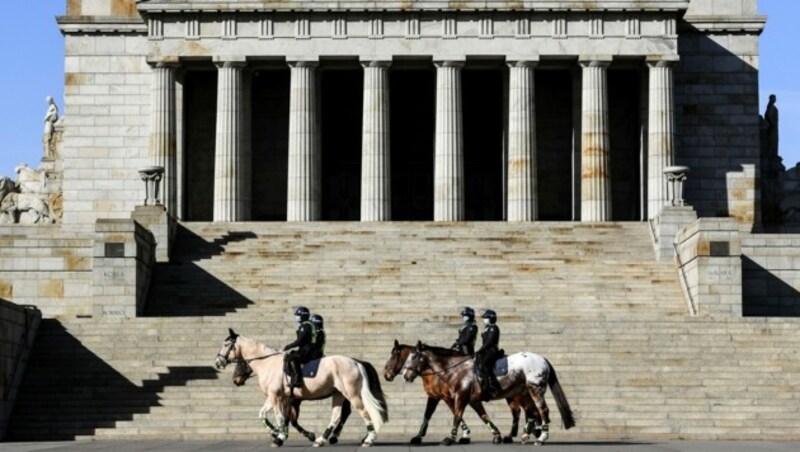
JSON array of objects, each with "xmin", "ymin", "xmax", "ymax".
[{"xmin": 52, "ymin": 0, "xmax": 763, "ymax": 227}]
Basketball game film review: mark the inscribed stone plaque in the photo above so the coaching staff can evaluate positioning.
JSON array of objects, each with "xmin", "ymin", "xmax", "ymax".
[
  {"xmin": 709, "ymin": 241, "xmax": 729, "ymax": 256},
  {"xmin": 105, "ymin": 242, "xmax": 125, "ymax": 258}
]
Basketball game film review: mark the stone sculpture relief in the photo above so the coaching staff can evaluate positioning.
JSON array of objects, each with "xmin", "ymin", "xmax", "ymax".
[
  {"xmin": 43, "ymin": 96, "xmax": 60, "ymax": 159},
  {"xmin": 0, "ymin": 165, "xmax": 59, "ymax": 225}
]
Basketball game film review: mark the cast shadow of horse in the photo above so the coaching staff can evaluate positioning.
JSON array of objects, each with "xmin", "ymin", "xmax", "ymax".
[{"xmin": 6, "ymin": 319, "xmax": 218, "ymax": 440}]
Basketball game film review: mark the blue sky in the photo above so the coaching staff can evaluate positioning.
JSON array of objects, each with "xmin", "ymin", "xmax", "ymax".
[{"xmin": 0, "ymin": 1, "xmax": 798, "ymax": 178}]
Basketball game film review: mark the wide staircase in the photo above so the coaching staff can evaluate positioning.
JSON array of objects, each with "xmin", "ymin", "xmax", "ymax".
[{"xmin": 9, "ymin": 222, "xmax": 800, "ymax": 442}]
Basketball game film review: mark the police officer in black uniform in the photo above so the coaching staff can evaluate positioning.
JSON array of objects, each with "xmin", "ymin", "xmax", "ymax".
[
  {"xmin": 475, "ymin": 309, "xmax": 501, "ymax": 400},
  {"xmin": 283, "ymin": 306, "xmax": 318, "ymax": 389},
  {"xmin": 451, "ymin": 307, "xmax": 478, "ymax": 355},
  {"xmin": 309, "ymin": 314, "xmax": 326, "ymax": 360}
]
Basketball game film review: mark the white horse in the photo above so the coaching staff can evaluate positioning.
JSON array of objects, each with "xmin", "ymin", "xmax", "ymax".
[{"xmin": 215, "ymin": 329, "xmax": 388, "ymax": 447}]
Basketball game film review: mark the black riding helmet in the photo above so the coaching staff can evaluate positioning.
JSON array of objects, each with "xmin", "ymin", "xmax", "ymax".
[
  {"xmin": 310, "ymin": 314, "xmax": 324, "ymax": 328},
  {"xmin": 294, "ymin": 306, "xmax": 310, "ymax": 322},
  {"xmin": 460, "ymin": 306, "xmax": 475, "ymax": 321},
  {"xmin": 481, "ymin": 309, "xmax": 497, "ymax": 324}
]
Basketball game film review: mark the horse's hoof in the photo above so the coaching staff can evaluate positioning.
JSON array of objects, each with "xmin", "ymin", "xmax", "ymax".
[
  {"xmin": 361, "ymin": 442, "xmax": 374, "ymax": 448},
  {"xmin": 458, "ymin": 438, "xmax": 470, "ymax": 445},
  {"xmin": 502, "ymin": 436, "xmax": 513, "ymax": 444},
  {"xmin": 305, "ymin": 432, "xmax": 317, "ymax": 442},
  {"xmin": 492, "ymin": 435, "xmax": 503, "ymax": 445},
  {"xmin": 271, "ymin": 439, "xmax": 283, "ymax": 448},
  {"xmin": 328, "ymin": 437, "xmax": 339, "ymax": 445},
  {"xmin": 410, "ymin": 436, "xmax": 422, "ymax": 446},
  {"xmin": 520, "ymin": 434, "xmax": 529, "ymax": 445},
  {"xmin": 534, "ymin": 441, "xmax": 543, "ymax": 446},
  {"xmin": 441, "ymin": 437, "xmax": 454, "ymax": 446}
]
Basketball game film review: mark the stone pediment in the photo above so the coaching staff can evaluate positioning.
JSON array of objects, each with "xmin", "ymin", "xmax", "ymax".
[{"xmin": 137, "ymin": 0, "xmax": 690, "ymax": 13}]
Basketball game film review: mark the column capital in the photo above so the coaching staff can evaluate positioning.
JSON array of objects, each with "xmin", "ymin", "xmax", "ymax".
[
  {"xmin": 646, "ymin": 55, "xmax": 680, "ymax": 68},
  {"xmin": 578, "ymin": 56, "xmax": 613, "ymax": 68},
  {"xmin": 213, "ymin": 56, "xmax": 248, "ymax": 69},
  {"xmin": 506, "ymin": 58, "xmax": 539, "ymax": 68},
  {"xmin": 433, "ymin": 58, "xmax": 466, "ymax": 68},
  {"xmin": 287, "ymin": 57, "xmax": 319, "ymax": 68},
  {"xmin": 360, "ymin": 58, "xmax": 392, "ymax": 68},
  {"xmin": 147, "ymin": 56, "xmax": 180, "ymax": 69}
]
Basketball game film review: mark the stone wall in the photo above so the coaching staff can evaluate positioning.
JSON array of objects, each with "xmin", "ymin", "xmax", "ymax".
[
  {"xmin": 0, "ymin": 226, "xmax": 93, "ymax": 318},
  {"xmin": 676, "ymin": 1, "xmax": 763, "ymax": 220},
  {"xmin": 0, "ymin": 301, "xmax": 41, "ymax": 440},
  {"xmin": 60, "ymin": 9, "xmax": 149, "ymax": 231},
  {"xmin": 743, "ymin": 234, "xmax": 800, "ymax": 316}
]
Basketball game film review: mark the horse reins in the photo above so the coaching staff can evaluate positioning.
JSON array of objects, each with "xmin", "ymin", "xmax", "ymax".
[{"xmin": 405, "ymin": 352, "xmax": 472, "ymax": 378}]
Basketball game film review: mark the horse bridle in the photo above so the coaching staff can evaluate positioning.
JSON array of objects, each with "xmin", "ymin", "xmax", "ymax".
[
  {"xmin": 216, "ymin": 335, "xmax": 239, "ymax": 369},
  {"xmin": 403, "ymin": 348, "xmax": 473, "ymax": 379}
]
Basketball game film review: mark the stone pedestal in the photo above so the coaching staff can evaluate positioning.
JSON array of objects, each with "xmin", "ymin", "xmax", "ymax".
[
  {"xmin": 131, "ymin": 205, "xmax": 175, "ymax": 263},
  {"xmin": 674, "ymin": 218, "xmax": 742, "ymax": 317},
  {"xmin": 653, "ymin": 205, "xmax": 697, "ymax": 261},
  {"xmin": 92, "ymin": 219, "xmax": 156, "ymax": 318}
]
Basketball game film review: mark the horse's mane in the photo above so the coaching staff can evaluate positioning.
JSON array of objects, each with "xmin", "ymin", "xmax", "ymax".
[
  {"xmin": 420, "ymin": 343, "xmax": 465, "ymax": 357},
  {"xmin": 239, "ymin": 335, "xmax": 280, "ymax": 356}
]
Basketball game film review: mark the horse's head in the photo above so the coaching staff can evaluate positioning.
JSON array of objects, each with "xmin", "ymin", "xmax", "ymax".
[
  {"xmin": 384, "ymin": 339, "xmax": 413, "ymax": 382},
  {"xmin": 232, "ymin": 359, "xmax": 253, "ymax": 386},
  {"xmin": 215, "ymin": 328, "xmax": 241, "ymax": 370},
  {"xmin": 402, "ymin": 341, "xmax": 428, "ymax": 383}
]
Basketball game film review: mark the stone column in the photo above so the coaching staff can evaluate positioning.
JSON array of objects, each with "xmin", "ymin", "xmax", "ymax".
[
  {"xmin": 507, "ymin": 59, "xmax": 538, "ymax": 221},
  {"xmin": 580, "ymin": 58, "xmax": 612, "ymax": 222},
  {"xmin": 360, "ymin": 59, "xmax": 392, "ymax": 221},
  {"xmin": 434, "ymin": 60, "xmax": 465, "ymax": 221},
  {"xmin": 148, "ymin": 59, "xmax": 178, "ymax": 217},
  {"xmin": 647, "ymin": 58, "xmax": 678, "ymax": 218},
  {"xmin": 213, "ymin": 58, "xmax": 249, "ymax": 222},
  {"xmin": 287, "ymin": 60, "xmax": 320, "ymax": 221}
]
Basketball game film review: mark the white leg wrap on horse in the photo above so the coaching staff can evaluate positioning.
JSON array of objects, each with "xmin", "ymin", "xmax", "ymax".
[{"xmin": 537, "ymin": 423, "xmax": 549, "ymax": 442}]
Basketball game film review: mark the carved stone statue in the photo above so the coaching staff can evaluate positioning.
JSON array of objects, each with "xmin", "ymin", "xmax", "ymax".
[
  {"xmin": 765, "ymin": 94, "xmax": 779, "ymax": 157},
  {"xmin": 43, "ymin": 96, "xmax": 59, "ymax": 159},
  {"xmin": 0, "ymin": 165, "xmax": 56, "ymax": 225}
]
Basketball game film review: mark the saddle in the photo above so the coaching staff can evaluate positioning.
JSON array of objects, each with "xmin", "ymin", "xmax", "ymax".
[
  {"xmin": 493, "ymin": 355, "xmax": 509, "ymax": 376},
  {"xmin": 301, "ymin": 358, "xmax": 322, "ymax": 378}
]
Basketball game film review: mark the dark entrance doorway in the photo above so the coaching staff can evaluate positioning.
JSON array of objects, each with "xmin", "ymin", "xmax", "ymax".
[
  {"xmin": 390, "ymin": 67, "xmax": 435, "ymax": 220},
  {"xmin": 463, "ymin": 68, "xmax": 504, "ymax": 221},
  {"xmin": 183, "ymin": 69, "xmax": 217, "ymax": 221},
  {"xmin": 251, "ymin": 68, "xmax": 290, "ymax": 221},
  {"xmin": 608, "ymin": 69, "xmax": 642, "ymax": 221},
  {"xmin": 536, "ymin": 69, "xmax": 574, "ymax": 221},
  {"xmin": 321, "ymin": 67, "xmax": 363, "ymax": 221}
]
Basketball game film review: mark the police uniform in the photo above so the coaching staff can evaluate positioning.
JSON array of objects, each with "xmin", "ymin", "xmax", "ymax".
[
  {"xmin": 475, "ymin": 311, "xmax": 501, "ymax": 399},
  {"xmin": 284, "ymin": 308, "xmax": 319, "ymax": 388},
  {"xmin": 452, "ymin": 321, "xmax": 478, "ymax": 355}
]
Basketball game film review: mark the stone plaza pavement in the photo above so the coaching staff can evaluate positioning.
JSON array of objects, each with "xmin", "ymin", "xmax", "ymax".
[{"xmin": 2, "ymin": 441, "xmax": 800, "ymax": 452}]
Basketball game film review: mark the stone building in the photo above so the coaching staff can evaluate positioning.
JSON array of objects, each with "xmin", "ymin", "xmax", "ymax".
[{"xmin": 6, "ymin": 0, "xmax": 800, "ymax": 444}]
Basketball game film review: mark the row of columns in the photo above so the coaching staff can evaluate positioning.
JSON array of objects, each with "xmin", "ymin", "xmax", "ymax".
[{"xmin": 149, "ymin": 56, "xmax": 677, "ymax": 222}]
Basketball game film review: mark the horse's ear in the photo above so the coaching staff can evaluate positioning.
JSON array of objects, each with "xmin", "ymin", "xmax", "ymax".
[
  {"xmin": 394, "ymin": 339, "xmax": 399, "ymax": 347},
  {"xmin": 415, "ymin": 340, "xmax": 422, "ymax": 350},
  {"xmin": 228, "ymin": 328, "xmax": 238, "ymax": 339}
]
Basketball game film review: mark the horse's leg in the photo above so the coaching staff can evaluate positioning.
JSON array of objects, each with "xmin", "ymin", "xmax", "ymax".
[
  {"xmin": 467, "ymin": 399, "xmax": 503, "ymax": 445},
  {"xmin": 346, "ymin": 392, "xmax": 379, "ymax": 447},
  {"xmin": 314, "ymin": 393, "xmax": 345, "ymax": 447},
  {"xmin": 520, "ymin": 395, "xmax": 542, "ymax": 444},
  {"xmin": 502, "ymin": 397, "xmax": 521, "ymax": 443},
  {"xmin": 270, "ymin": 396, "xmax": 290, "ymax": 447},
  {"xmin": 329, "ymin": 398, "xmax": 352, "ymax": 445},
  {"xmin": 257, "ymin": 399, "xmax": 281, "ymax": 438},
  {"xmin": 410, "ymin": 397, "xmax": 440, "ymax": 445},
  {"xmin": 527, "ymin": 384, "xmax": 551, "ymax": 444},
  {"xmin": 289, "ymin": 399, "xmax": 316, "ymax": 442}
]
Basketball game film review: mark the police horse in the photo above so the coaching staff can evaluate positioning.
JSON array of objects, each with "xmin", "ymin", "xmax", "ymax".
[
  {"xmin": 402, "ymin": 341, "xmax": 575, "ymax": 445},
  {"xmin": 216, "ymin": 329, "xmax": 388, "ymax": 447}
]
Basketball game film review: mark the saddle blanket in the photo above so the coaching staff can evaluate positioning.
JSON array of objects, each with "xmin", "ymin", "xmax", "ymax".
[
  {"xmin": 493, "ymin": 356, "xmax": 508, "ymax": 376},
  {"xmin": 301, "ymin": 358, "xmax": 321, "ymax": 378}
]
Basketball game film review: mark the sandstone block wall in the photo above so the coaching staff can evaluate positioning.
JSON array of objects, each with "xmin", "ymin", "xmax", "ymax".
[
  {"xmin": 743, "ymin": 234, "xmax": 800, "ymax": 316},
  {"xmin": 0, "ymin": 301, "xmax": 41, "ymax": 440},
  {"xmin": 0, "ymin": 226, "xmax": 93, "ymax": 318}
]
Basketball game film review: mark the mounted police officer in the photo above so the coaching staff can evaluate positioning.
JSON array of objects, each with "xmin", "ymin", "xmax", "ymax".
[
  {"xmin": 475, "ymin": 309, "xmax": 501, "ymax": 400},
  {"xmin": 451, "ymin": 306, "xmax": 478, "ymax": 355},
  {"xmin": 309, "ymin": 314, "xmax": 326, "ymax": 359},
  {"xmin": 283, "ymin": 306, "xmax": 319, "ymax": 389}
]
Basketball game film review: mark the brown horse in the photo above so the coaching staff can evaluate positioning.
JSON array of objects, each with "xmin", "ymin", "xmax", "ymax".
[
  {"xmin": 383, "ymin": 340, "xmax": 541, "ymax": 445},
  {"xmin": 402, "ymin": 341, "xmax": 575, "ymax": 445},
  {"xmin": 232, "ymin": 359, "xmax": 353, "ymax": 444},
  {"xmin": 215, "ymin": 329, "xmax": 388, "ymax": 447}
]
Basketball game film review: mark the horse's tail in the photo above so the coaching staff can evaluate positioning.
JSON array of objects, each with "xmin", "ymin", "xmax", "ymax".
[
  {"xmin": 355, "ymin": 359, "xmax": 389, "ymax": 430},
  {"xmin": 545, "ymin": 358, "xmax": 576, "ymax": 429}
]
